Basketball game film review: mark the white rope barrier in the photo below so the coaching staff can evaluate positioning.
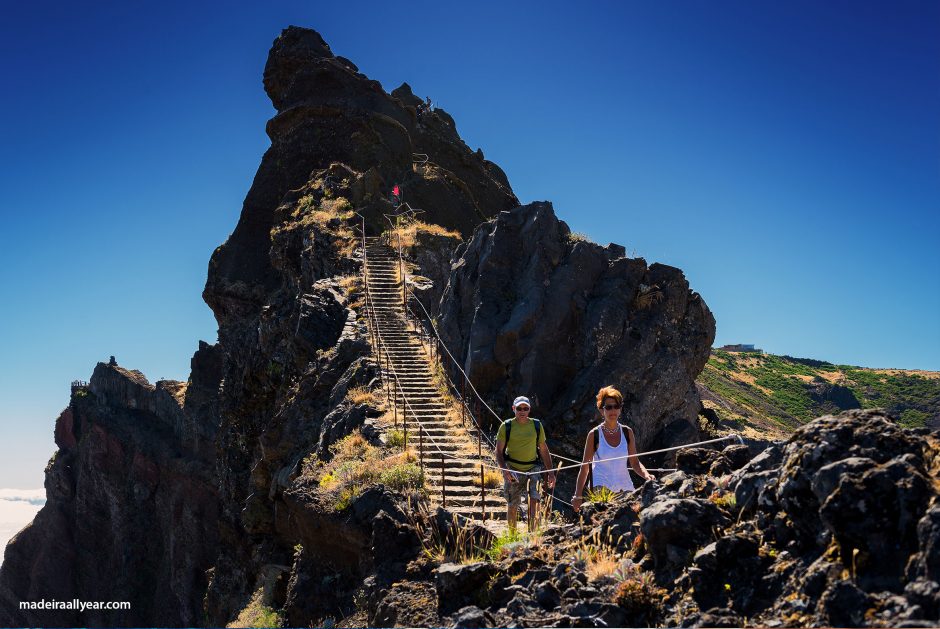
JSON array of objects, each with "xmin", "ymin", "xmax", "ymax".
[{"xmin": 437, "ymin": 434, "xmax": 740, "ymax": 476}]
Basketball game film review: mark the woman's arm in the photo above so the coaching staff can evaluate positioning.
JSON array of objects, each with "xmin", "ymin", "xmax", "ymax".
[
  {"xmin": 572, "ymin": 432, "xmax": 594, "ymax": 511},
  {"xmin": 627, "ymin": 427, "xmax": 654, "ymax": 482}
]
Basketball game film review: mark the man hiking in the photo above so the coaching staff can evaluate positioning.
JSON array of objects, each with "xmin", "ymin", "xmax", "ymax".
[{"xmin": 495, "ymin": 396, "xmax": 556, "ymax": 531}]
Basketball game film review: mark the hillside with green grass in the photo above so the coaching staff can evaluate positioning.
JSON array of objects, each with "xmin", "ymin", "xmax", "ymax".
[{"xmin": 697, "ymin": 350, "xmax": 940, "ymax": 438}]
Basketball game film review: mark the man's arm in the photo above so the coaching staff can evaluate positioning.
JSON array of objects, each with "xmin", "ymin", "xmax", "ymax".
[{"xmin": 538, "ymin": 441, "xmax": 556, "ymax": 488}]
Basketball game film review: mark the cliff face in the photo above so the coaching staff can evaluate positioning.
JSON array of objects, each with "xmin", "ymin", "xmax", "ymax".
[
  {"xmin": 438, "ymin": 202, "xmax": 716, "ymax": 457},
  {"xmin": 0, "ymin": 351, "xmax": 221, "ymax": 627}
]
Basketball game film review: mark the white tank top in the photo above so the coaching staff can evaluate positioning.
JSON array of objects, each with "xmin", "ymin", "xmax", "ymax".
[{"xmin": 591, "ymin": 424, "xmax": 635, "ymax": 492}]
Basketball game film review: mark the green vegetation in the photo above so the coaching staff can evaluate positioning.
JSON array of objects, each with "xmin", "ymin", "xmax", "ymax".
[
  {"xmin": 230, "ymin": 589, "xmax": 285, "ymax": 628},
  {"xmin": 379, "ymin": 462, "xmax": 424, "ymax": 490},
  {"xmin": 386, "ymin": 428, "xmax": 406, "ymax": 449},
  {"xmin": 486, "ymin": 527, "xmax": 525, "ymax": 561},
  {"xmin": 699, "ymin": 350, "xmax": 939, "ymax": 432},
  {"xmin": 315, "ymin": 431, "xmax": 425, "ymax": 511},
  {"xmin": 585, "ymin": 486, "xmax": 618, "ymax": 504}
]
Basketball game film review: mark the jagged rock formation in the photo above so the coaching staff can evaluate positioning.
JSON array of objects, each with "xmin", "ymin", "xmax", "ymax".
[
  {"xmin": 438, "ymin": 202, "xmax": 716, "ymax": 456},
  {"xmin": 204, "ymin": 26, "xmax": 517, "ymax": 323},
  {"xmin": 0, "ymin": 355, "xmax": 221, "ymax": 627}
]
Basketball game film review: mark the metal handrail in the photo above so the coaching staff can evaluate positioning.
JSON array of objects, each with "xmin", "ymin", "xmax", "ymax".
[{"xmin": 359, "ymin": 226, "xmax": 454, "ymax": 464}]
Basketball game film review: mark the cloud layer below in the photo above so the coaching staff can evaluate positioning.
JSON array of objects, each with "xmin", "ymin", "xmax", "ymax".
[{"xmin": 0, "ymin": 489, "xmax": 45, "ymax": 565}]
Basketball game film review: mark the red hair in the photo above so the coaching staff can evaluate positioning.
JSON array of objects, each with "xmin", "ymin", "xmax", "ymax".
[{"xmin": 595, "ymin": 386, "xmax": 623, "ymax": 410}]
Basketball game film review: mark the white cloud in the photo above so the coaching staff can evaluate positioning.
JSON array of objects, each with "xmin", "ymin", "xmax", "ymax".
[
  {"xmin": 0, "ymin": 490, "xmax": 45, "ymax": 565},
  {"xmin": 0, "ymin": 489, "xmax": 46, "ymax": 506}
]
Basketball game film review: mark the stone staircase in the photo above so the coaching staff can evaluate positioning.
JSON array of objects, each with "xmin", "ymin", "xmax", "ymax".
[{"xmin": 363, "ymin": 237, "xmax": 505, "ymax": 523}]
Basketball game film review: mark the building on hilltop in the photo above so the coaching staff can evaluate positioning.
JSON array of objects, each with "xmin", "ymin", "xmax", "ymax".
[{"xmin": 718, "ymin": 343, "xmax": 763, "ymax": 353}]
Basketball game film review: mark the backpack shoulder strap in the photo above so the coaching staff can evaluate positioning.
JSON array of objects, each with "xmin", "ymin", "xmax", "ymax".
[
  {"xmin": 593, "ymin": 426, "xmax": 600, "ymax": 453},
  {"xmin": 503, "ymin": 418, "xmax": 513, "ymax": 444},
  {"xmin": 532, "ymin": 419, "xmax": 543, "ymax": 447}
]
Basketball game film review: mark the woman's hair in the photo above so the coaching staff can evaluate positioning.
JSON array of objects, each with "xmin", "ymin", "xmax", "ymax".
[{"xmin": 595, "ymin": 385, "xmax": 624, "ymax": 410}]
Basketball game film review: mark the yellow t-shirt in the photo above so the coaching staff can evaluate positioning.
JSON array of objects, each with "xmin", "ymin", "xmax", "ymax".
[{"xmin": 496, "ymin": 419, "xmax": 546, "ymax": 471}]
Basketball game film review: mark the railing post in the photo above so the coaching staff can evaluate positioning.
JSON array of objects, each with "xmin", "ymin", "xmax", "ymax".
[
  {"xmin": 394, "ymin": 378, "xmax": 398, "ymax": 429},
  {"xmin": 479, "ymin": 427, "xmax": 486, "ymax": 522},
  {"xmin": 461, "ymin": 379, "xmax": 467, "ymax": 427},
  {"xmin": 441, "ymin": 454, "xmax": 446, "ymax": 508},
  {"xmin": 420, "ymin": 424, "xmax": 424, "ymax": 474},
  {"xmin": 398, "ymin": 233, "xmax": 406, "ymax": 314}
]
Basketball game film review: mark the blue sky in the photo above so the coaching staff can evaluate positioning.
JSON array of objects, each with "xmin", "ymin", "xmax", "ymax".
[{"xmin": 0, "ymin": 0, "xmax": 937, "ymax": 488}]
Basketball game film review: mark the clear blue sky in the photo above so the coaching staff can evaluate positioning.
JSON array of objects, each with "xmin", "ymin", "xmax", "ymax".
[{"xmin": 1, "ymin": 0, "xmax": 937, "ymax": 487}]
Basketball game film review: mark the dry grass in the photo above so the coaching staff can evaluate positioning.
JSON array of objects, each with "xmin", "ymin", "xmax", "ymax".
[
  {"xmin": 874, "ymin": 368, "xmax": 940, "ymax": 380},
  {"xmin": 389, "ymin": 219, "xmax": 461, "ymax": 249},
  {"xmin": 409, "ymin": 499, "xmax": 487, "ymax": 564},
  {"xmin": 574, "ymin": 530, "xmax": 628, "ymax": 582},
  {"xmin": 346, "ymin": 386, "xmax": 378, "ymax": 406},
  {"xmin": 337, "ymin": 274, "xmax": 359, "ymax": 296},
  {"xmin": 472, "ymin": 469, "xmax": 503, "ymax": 489},
  {"xmin": 818, "ymin": 370, "xmax": 846, "ymax": 384},
  {"xmin": 731, "ymin": 371, "xmax": 757, "ymax": 385}
]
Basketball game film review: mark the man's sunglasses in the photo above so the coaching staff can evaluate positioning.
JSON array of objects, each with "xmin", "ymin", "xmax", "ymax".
[
  {"xmin": 515, "ymin": 406, "xmax": 530, "ymax": 411},
  {"xmin": 603, "ymin": 404, "xmax": 622, "ymax": 410}
]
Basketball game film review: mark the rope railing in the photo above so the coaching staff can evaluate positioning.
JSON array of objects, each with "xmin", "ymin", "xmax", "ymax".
[{"xmin": 404, "ymin": 291, "xmax": 499, "ymax": 449}]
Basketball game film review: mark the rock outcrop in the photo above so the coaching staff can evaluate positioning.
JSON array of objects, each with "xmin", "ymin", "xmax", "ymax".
[
  {"xmin": 438, "ymin": 202, "xmax": 716, "ymax": 456},
  {"xmin": 0, "ymin": 356, "xmax": 221, "ymax": 627}
]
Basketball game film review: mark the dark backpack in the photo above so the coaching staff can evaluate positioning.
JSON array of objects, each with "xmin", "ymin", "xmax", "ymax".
[{"xmin": 503, "ymin": 418, "xmax": 543, "ymax": 466}]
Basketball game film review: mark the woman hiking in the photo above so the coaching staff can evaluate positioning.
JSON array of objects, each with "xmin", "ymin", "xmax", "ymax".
[{"xmin": 572, "ymin": 386, "xmax": 654, "ymax": 512}]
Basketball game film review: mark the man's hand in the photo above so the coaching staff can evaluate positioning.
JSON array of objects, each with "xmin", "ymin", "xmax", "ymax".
[{"xmin": 503, "ymin": 470, "xmax": 516, "ymax": 483}]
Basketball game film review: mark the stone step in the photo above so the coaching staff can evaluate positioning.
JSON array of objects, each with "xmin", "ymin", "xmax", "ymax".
[
  {"xmin": 423, "ymin": 486, "xmax": 501, "ymax": 499},
  {"xmin": 440, "ymin": 507, "xmax": 507, "ymax": 522}
]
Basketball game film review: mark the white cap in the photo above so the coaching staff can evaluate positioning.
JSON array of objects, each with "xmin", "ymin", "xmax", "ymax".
[{"xmin": 512, "ymin": 396, "xmax": 531, "ymax": 408}]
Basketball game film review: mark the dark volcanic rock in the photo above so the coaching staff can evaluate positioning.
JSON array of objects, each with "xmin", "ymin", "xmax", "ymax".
[
  {"xmin": 805, "ymin": 379, "xmax": 862, "ymax": 412},
  {"xmin": 640, "ymin": 497, "xmax": 729, "ymax": 574},
  {"xmin": 438, "ymin": 202, "xmax": 715, "ymax": 454},
  {"xmin": 436, "ymin": 561, "xmax": 498, "ymax": 615},
  {"xmin": 0, "ymin": 361, "xmax": 221, "ymax": 627}
]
